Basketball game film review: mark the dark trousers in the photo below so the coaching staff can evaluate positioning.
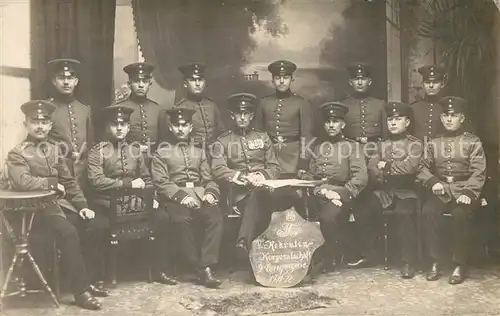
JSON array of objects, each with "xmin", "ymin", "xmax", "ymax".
[
  {"xmin": 65, "ymin": 210, "xmax": 109, "ymax": 284},
  {"xmin": 165, "ymin": 202, "xmax": 223, "ymax": 271},
  {"xmin": 357, "ymin": 193, "xmax": 418, "ymax": 264},
  {"xmin": 35, "ymin": 215, "xmax": 89, "ymax": 295},
  {"xmin": 148, "ymin": 208, "xmax": 173, "ymax": 273},
  {"xmin": 422, "ymin": 195, "xmax": 473, "ymax": 265},
  {"xmin": 237, "ymin": 187, "xmax": 302, "ymax": 248},
  {"xmin": 314, "ymin": 199, "xmax": 350, "ymax": 261}
]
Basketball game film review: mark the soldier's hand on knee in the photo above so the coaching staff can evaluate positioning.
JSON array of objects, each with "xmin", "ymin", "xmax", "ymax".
[
  {"xmin": 131, "ymin": 178, "xmax": 146, "ymax": 189},
  {"xmin": 456, "ymin": 195, "xmax": 471, "ymax": 205},
  {"xmin": 202, "ymin": 194, "xmax": 218, "ymax": 205},
  {"xmin": 377, "ymin": 161, "xmax": 387, "ymax": 170},
  {"xmin": 56, "ymin": 183, "xmax": 66, "ymax": 197},
  {"xmin": 431, "ymin": 182, "xmax": 445, "ymax": 195},
  {"xmin": 181, "ymin": 196, "xmax": 198, "ymax": 209},
  {"xmin": 79, "ymin": 208, "xmax": 95, "ymax": 220},
  {"xmin": 153, "ymin": 199, "xmax": 159, "ymax": 209},
  {"xmin": 325, "ymin": 190, "xmax": 341, "ymax": 201},
  {"xmin": 331, "ymin": 199, "xmax": 343, "ymax": 207}
]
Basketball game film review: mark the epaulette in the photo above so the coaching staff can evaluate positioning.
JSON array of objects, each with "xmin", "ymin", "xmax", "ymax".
[
  {"xmin": 216, "ymin": 130, "xmax": 232, "ymax": 140},
  {"xmin": 462, "ymin": 132, "xmax": 479, "ymax": 140},
  {"xmin": 261, "ymin": 93, "xmax": 275, "ymax": 99},
  {"xmin": 148, "ymin": 98, "xmax": 159, "ymax": 105},
  {"xmin": 47, "ymin": 97, "xmax": 55, "ymax": 102},
  {"xmin": 174, "ymin": 98, "xmax": 187, "ymax": 107},
  {"xmin": 406, "ymin": 134, "xmax": 422, "ymax": 143},
  {"xmin": 342, "ymin": 136, "xmax": 356, "ymax": 143},
  {"xmin": 251, "ymin": 128, "xmax": 265, "ymax": 133},
  {"xmin": 94, "ymin": 141, "xmax": 111, "ymax": 150},
  {"xmin": 291, "ymin": 93, "xmax": 304, "ymax": 99}
]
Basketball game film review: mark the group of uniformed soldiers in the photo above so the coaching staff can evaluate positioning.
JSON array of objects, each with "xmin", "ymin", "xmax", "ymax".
[{"xmin": 0, "ymin": 57, "xmax": 487, "ymax": 311}]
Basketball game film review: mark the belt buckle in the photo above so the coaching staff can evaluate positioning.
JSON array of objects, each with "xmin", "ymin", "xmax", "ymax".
[
  {"xmin": 185, "ymin": 182, "xmax": 194, "ymax": 188},
  {"xmin": 276, "ymin": 136, "xmax": 285, "ymax": 143},
  {"xmin": 445, "ymin": 176, "xmax": 454, "ymax": 183},
  {"xmin": 359, "ymin": 137, "xmax": 368, "ymax": 144}
]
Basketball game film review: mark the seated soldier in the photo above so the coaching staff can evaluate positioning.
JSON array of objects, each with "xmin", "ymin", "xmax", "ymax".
[
  {"xmin": 6, "ymin": 100, "xmax": 103, "ymax": 310},
  {"xmin": 302, "ymin": 102, "xmax": 368, "ymax": 273},
  {"xmin": 151, "ymin": 108, "xmax": 223, "ymax": 288},
  {"xmin": 358, "ymin": 102, "xmax": 423, "ymax": 278},
  {"xmin": 210, "ymin": 93, "xmax": 281, "ymax": 259},
  {"xmin": 418, "ymin": 96, "xmax": 486, "ymax": 285},
  {"xmin": 87, "ymin": 104, "xmax": 177, "ymax": 286}
]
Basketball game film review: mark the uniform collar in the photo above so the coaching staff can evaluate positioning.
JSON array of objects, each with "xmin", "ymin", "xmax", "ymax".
[
  {"xmin": 232, "ymin": 127, "xmax": 251, "ymax": 136},
  {"xmin": 388, "ymin": 132, "xmax": 407, "ymax": 141},
  {"xmin": 351, "ymin": 91, "xmax": 370, "ymax": 100},
  {"xmin": 129, "ymin": 93, "xmax": 148, "ymax": 103},
  {"xmin": 443, "ymin": 128, "xmax": 464, "ymax": 137},
  {"xmin": 424, "ymin": 94, "xmax": 441, "ymax": 103},
  {"xmin": 325, "ymin": 134, "xmax": 344, "ymax": 143},
  {"xmin": 186, "ymin": 93, "xmax": 203, "ymax": 102},
  {"xmin": 109, "ymin": 139, "xmax": 128, "ymax": 148},
  {"xmin": 275, "ymin": 89, "xmax": 292, "ymax": 99},
  {"xmin": 52, "ymin": 93, "xmax": 76, "ymax": 103}
]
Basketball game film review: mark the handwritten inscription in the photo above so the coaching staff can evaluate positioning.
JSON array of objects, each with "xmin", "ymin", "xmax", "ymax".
[{"xmin": 250, "ymin": 208, "xmax": 324, "ymax": 288}]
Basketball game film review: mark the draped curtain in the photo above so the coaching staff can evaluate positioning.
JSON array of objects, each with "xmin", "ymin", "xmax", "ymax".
[{"xmin": 31, "ymin": 0, "xmax": 116, "ymax": 114}]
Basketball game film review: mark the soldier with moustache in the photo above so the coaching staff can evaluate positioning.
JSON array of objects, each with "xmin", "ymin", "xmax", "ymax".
[
  {"xmin": 46, "ymin": 59, "xmax": 94, "ymax": 191},
  {"xmin": 5, "ymin": 100, "xmax": 107, "ymax": 310},
  {"xmin": 418, "ymin": 96, "xmax": 486, "ymax": 285},
  {"xmin": 210, "ymin": 93, "xmax": 281, "ymax": 260},
  {"xmin": 410, "ymin": 65, "xmax": 446, "ymax": 141},
  {"xmin": 341, "ymin": 62, "xmax": 386, "ymax": 154},
  {"xmin": 357, "ymin": 102, "xmax": 423, "ymax": 277},
  {"xmin": 152, "ymin": 108, "xmax": 223, "ymax": 288},
  {"xmin": 172, "ymin": 63, "xmax": 225, "ymax": 147},
  {"xmin": 254, "ymin": 60, "xmax": 314, "ymax": 179},
  {"xmin": 302, "ymin": 102, "xmax": 368, "ymax": 274},
  {"xmin": 116, "ymin": 62, "xmax": 164, "ymax": 159},
  {"xmin": 87, "ymin": 104, "xmax": 178, "ymax": 286}
]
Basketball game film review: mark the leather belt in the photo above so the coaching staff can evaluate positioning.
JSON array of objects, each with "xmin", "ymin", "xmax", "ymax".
[
  {"xmin": 270, "ymin": 135, "xmax": 301, "ymax": 143},
  {"xmin": 355, "ymin": 136, "xmax": 381, "ymax": 144},
  {"xmin": 438, "ymin": 175, "xmax": 470, "ymax": 183},
  {"xmin": 176, "ymin": 181, "xmax": 201, "ymax": 188}
]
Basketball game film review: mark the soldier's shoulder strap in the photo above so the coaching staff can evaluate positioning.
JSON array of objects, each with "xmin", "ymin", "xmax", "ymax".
[
  {"xmin": 148, "ymin": 98, "xmax": 159, "ymax": 105},
  {"xmin": 406, "ymin": 134, "xmax": 422, "ymax": 143},
  {"xmin": 216, "ymin": 130, "xmax": 232, "ymax": 140},
  {"xmin": 174, "ymin": 98, "xmax": 188, "ymax": 107},
  {"xmin": 462, "ymin": 132, "xmax": 481, "ymax": 141}
]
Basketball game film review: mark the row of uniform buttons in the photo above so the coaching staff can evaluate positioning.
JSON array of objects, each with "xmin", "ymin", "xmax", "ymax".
[
  {"xmin": 67, "ymin": 103, "xmax": 79, "ymax": 147},
  {"xmin": 360, "ymin": 100, "xmax": 367, "ymax": 136},
  {"xmin": 276, "ymin": 100, "xmax": 282, "ymax": 134},
  {"xmin": 139, "ymin": 104, "xmax": 148, "ymax": 143}
]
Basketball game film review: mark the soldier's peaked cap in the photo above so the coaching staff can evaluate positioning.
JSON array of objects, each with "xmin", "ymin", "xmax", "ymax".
[
  {"xmin": 47, "ymin": 58, "xmax": 81, "ymax": 76},
  {"xmin": 438, "ymin": 96, "xmax": 467, "ymax": 113},
  {"xmin": 418, "ymin": 64, "xmax": 445, "ymax": 81},
  {"xmin": 21, "ymin": 100, "xmax": 57, "ymax": 120},
  {"xmin": 227, "ymin": 93, "xmax": 258, "ymax": 112},
  {"xmin": 320, "ymin": 101, "xmax": 349, "ymax": 120},
  {"xmin": 166, "ymin": 108, "xmax": 196, "ymax": 124},
  {"xmin": 384, "ymin": 101, "xmax": 412, "ymax": 117},
  {"xmin": 123, "ymin": 62, "xmax": 154, "ymax": 79},
  {"xmin": 101, "ymin": 104, "xmax": 134, "ymax": 123},
  {"xmin": 268, "ymin": 60, "xmax": 297, "ymax": 76},
  {"xmin": 178, "ymin": 62, "xmax": 207, "ymax": 78},
  {"xmin": 347, "ymin": 62, "xmax": 372, "ymax": 78}
]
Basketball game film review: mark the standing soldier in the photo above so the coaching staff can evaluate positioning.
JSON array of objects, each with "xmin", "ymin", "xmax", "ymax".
[
  {"xmin": 6, "ymin": 100, "xmax": 106, "ymax": 310},
  {"xmin": 210, "ymin": 93, "xmax": 281, "ymax": 258},
  {"xmin": 118, "ymin": 62, "xmax": 164, "ymax": 158},
  {"xmin": 152, "ymin": 108, "xmax": 223, "ymax": 288},
  {"xmin": 303, "ymin": 102, "xmax": 368, "ymax": 274},
  {"xmin": 410, "ymin": 65, "xmax": 446, "ymax": 141},
  {"xmin": 87, "ymin": 104, "xmax": 178, "ymax": 286},
  {"xmin": 358, "ymin": 102, "xmax": 423, "ymax": 278},
  {"xmin": 255, "ymin": 60, "xmax": 314, "ymax": 178},
  {"xmin": 46, "ymin": 58, "xmax": 93, "ymax": 191},
  {"xmin": 342, "ymin": 62, "xmax": 386, "ymax": 151},
  {"xmin": 418, "ymin": 96, "xmax": 486, "ymax": 285},
  {"xmin": 173, "ymin": 63, "xmax": 225, "ymax": 147}
]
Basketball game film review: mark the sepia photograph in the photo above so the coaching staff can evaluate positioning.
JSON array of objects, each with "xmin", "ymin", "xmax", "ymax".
[{"xmin": 0, "ymin": 0, "xmax": 500, "ymax": 315}]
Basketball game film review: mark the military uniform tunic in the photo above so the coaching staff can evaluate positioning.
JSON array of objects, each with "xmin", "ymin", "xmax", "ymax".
[
  {"xmin": 87, "ymin": 141, "xmax": 152, "ymax": 209},
  {"xmin": 342, "ymin": 95, "xmax": 386, "ymax": 141},
  {"xmin": 255, "ymin": 91, "xmax": 314, "ymax": 175},
  {"xmin": 417, "ymin": 131, "xmax": 486, "ymax": 203},
  {"xmin": 211, "ymin": 128, "xmax": 281, "ymax": 204},
  {"xmin": 173, "ymin": 96, "xmax": 225, "ymax": 145},
  {"xmin": 368, "ymin": 134, "xmax": 423, "ymax": 208},
  {"xmin": 48, "ymin": 95, "xmax": 94, "ymax": 187},
  {"xmin": 117, "ymin": 96, "xmax": 164, "ymax": 148},
  {"xmin": 6, "ymin": 137, "xmax": 88, "ymax": 217},
  {"xmin": 410, "ymin": 98, "xmax": 443, "ymax": 140}
]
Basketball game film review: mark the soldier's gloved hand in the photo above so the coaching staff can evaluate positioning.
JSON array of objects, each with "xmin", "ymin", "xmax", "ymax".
[
  {"xmin": 79, "ymin": 208, "xmax": 95, "ymax": 220},
  {"xmin": 377, "ymin": 161, "xmax": 387, "ymax": 170},
  {"xmin": 297, "ymin": 169, "xmax": 306, "ymax": 179},
  {"xmin": 202, "ymin": 194, "xmax": 218, "ymax": 205},
  {"xmin": 56, "ymin": 183, "xmax": 66, "ymax": 197},
  {"xmin": 153, "ymin": 199, "xmax": 159, "ymax": 209},
  {"xmin": 247, "ymin": 173, "xmax": 265, "ymax": 187},
  {"xmin": 325, "ymin": 190, "xmax": 341, "ymax": 201},
  {"xmin": 181, "ymin": 196, "xmax": 199, "ymax": 209},
  {"xmin": 431, "ymin": 182, "xmax": 445, "ymax": 195},
  {"xmin": 456, "ymin": 195, "xmax": 472, "ymax": 205},
  {"xmin": 131, "ymin": 178, "xmax": 146, "ymax": 189},
  {"xmin": 331, "ymin": 199, "xmax": 343, "ymax": 207},
  {"xmin": 139, "ymin": 144, "xmax": 149, "ymax": 153}
]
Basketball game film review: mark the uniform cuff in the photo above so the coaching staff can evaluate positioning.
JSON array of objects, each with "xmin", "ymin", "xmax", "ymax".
[
  {"xmin": 461, "ymin": 189, "xmax": 477, "ymax": 201},
  {"xmin": 172, "ymin": 190, "xmax": 189, "ymax": 203},
  {"xmin": 122, "ymin": 179, "xmax": 133, "ymax": 188},
  {"xmin": 47, "ymin": 177, "xmax": 58, "ymax": 190},
  {"xmin": 205, "ymin": 188, "xmax": 220, "ymax": 200},
  {"xmin": 259, "ymin": 170, "xmax": 272, "ymax": 180},
  {"xmin": 425, "ymin": 176, "xmax": 440, "ymax": 189},
  {"xmin": 73, "ymin": 201, "xmax": 88, "ymax": 211}
]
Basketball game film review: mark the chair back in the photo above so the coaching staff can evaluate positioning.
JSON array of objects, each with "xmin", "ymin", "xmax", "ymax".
[{"xmin": 109, "ymin": 187, "xmax": 154, "ymax": 225}]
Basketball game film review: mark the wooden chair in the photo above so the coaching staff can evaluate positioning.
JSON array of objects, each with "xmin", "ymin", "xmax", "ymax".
[{"xmin": 108, "ymin": 187, "xmax": 155, "ymax": 286}]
